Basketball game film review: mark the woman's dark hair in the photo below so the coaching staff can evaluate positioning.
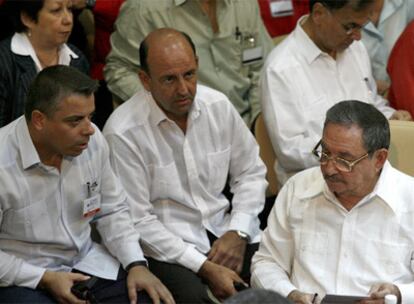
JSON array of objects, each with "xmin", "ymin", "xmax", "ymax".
[{"xmin": 7, "ymin": 0, "xmax": 44, "ymax": 33}]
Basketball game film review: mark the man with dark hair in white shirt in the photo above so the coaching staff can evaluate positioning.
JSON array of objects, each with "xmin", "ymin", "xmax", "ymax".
[
  {"xmin": 261, "ymin": 0, "xmax": 412, "ymax": 187},
  {"xmin": 252, "ymin": 100, "xmax": 414, "ymax": 304},
  {"xmin": 0, "ymin": 65, "xmax": 174, "ymax": 304},
  {"xmin": 103, "ymin": 28, "xmax": 267, "ymax": 303}
]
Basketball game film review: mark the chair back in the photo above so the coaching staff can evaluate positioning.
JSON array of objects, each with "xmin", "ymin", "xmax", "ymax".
[
  {"xmin": 388, "ymin": 120, "xmax": 414, "ymax": 176},
  {"xmin": 255, "ymin": 114, "xmax": 278, "ymax": 196}
]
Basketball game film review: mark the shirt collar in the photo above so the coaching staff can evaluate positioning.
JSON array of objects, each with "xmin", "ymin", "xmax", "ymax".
[
  {"xmin": 294, "ymin": 15, "xmax": 324, "ymax": 64},
  {"xmin": 11, "ymin": 32, "xmax": 78, "ymax": 72},
  {"xmin": 147, "ymin": 90, "xmax": 201, "ymax": 126},
  {"xmin": 372, "ymin": 161, "xmax": 400, "ymax": 214},
  {"xmin": 298, "ymin": 161, "xmax": 400, "ymax": 214},
  {"xmin": 15, "ymin": 117, "xmax": 42, "ymax": 170}
]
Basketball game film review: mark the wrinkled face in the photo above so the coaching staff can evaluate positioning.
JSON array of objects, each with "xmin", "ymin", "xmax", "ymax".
[
  {"xmin": 313, "ymin": 2, "xmax": 373, "ymax": 53},
  {"xmin": 139, "ymin": 39, "xmax": 198, "ymax": 122},
  {"xmin": 23, "ymin": 0, "xmax": 73, "ymax": 47},
  {"xmin": 320, "ymin": 123, "xmax": 381, "ymax": 201},
  {"xmin": 40, "ymin": 94, "xmax": 95, "ymax": 157}
]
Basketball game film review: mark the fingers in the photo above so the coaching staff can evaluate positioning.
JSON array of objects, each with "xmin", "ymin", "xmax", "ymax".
[
  {"xmin": 69, "ymin": 273, "xmax": 90, "ymax": 283},
  {"xmin": 156, "ymin": 284, "xmax": 175, "ymax": 304},
  {"xmin": 145, "ymin": 287, "xmax": 161, "ymax": 304},
  {"xmin": 127, "ymin": 281, "xmax": 138, "ymax": 304},
  {"xmin": 207, "ymin": 244, "xmax": 218, "ymax": 260}
]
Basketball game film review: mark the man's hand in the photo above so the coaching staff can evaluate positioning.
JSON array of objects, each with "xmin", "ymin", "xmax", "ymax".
[
  {"xmin": 207, "ymin": 231, "xmax": 247, "ymax": 273},
  {"xmin": 287, "ymin": 290, "xmax": 319, "ymax": 304},
  {"xmin": 198, "ymin": 260, "xmax": 245, "ymax": 301},
  {"xmin": 358, "ymin": 283, "xmax": 401, "ymax": 304},
  {"xmin": 390, "ymin": 110, "xmax": 412, "ymax": 121},
  {"xmin": 38, "ymin": 271, "xmax": 90, "ymax": 304},
  {"xmin": 127, "ymin": 265, "xmax": 175, "ymax": 304}
]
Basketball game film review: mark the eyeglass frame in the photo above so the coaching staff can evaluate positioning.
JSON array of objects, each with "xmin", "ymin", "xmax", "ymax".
[
  {"xmin": 311, "ymin": 139, "xmax": 370, "ymax": 172},
  {"xmin": 321, "ymin": 3, "xmax": 371, "ymax": 35}
]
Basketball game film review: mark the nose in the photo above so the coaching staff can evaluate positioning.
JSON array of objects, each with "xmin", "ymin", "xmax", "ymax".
[
  {"xmin": 82, "ymin": 119, "xmax": 95, "ymax": 136},
  {"xmin": 62, "ymin": 8, "xmax": 73, "ymax": 25},
  {"xmin": 177, "ymin": 77, "xmax": 189, "ymax": 96},
  {"xmin": 350, "ymin": 29, "xmax": 362, "ymax": 41},
  {"xmin": 321, "ymin": 158, "xmax": 339, "ymax": 175}
]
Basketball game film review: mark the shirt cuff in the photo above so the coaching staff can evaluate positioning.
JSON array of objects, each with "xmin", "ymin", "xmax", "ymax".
[
  {"xmin": 396, "ymin": 283, "xmax": 414, "ymax": 304},
  {"xmin": 15, "ymin": 262, "xmax": 46, "ymax": 289},
  {"xmin": 176, "ymin": 245, "xmax": 207, "ymax": 273},
  {"xmin": 228, "ymin": 211, "xmax": 260, "ymax": 243},
  {"xmin": 116, "ymin": 241, "xmax": 146, "ymax": 269}
]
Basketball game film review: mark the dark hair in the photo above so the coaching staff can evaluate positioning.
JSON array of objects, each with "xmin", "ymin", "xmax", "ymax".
[
  {"xmin": 139, "ymin": 30, "xmax": 197, "ymax": 74},
  {"xmin": 7, "ymin": 0, "xmax": 44, "ymax": 33},
  {"xmin": 309, "ymin": 0, "xmax": 374, "ymax": 12},
  {"xmin": 224, "ymin": 289, "xmax": 292, "ymax": 304},
  {"xmin": 324, "ymin": 100, "xmax": 390, "ymax": 155},
  {"xmin": 25, "ymin": 65, "xmax": 98, "ymax": 120}
]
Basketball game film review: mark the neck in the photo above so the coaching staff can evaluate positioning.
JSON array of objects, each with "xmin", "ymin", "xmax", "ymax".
[
  {"xmin": 27, "ymin": 33, "xmax": 60, "ymax": 68},
  {"xmin": 336, "ymin": 177, "xmax": 379, "ymax": 211},
  {"xmin": 28, "ymin": 123, "xmax": 63, "ymax": 171},
  {"xmin": 302, "ymin": 16, "xmax": 337, "ymax": 59},
  {"xmin": 199, "ymin": 0, "xmax": 218, "ymax": 33}
]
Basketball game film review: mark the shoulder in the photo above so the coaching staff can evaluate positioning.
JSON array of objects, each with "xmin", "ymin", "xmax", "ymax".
[
  {"xmin": 103, "ymin": 90, "xmax": 150, "ymax": 136},
  {"xmin": 0, "ymin": 37, "xmax": 16, "ymax": 65},
  {"xmin": 196, "ymin": 84, "xmax": 235, "ymax": 113},
  {"xmin": 264, "ymin": 34, "xmax": 302, "ymax": 74},
  {"xmin": 0, "ymin": 119, "xmax": 22, "ymax": 169},
  {"xmin": 67, "ymin": 43, "xmax": 89, "ymax": 73}
]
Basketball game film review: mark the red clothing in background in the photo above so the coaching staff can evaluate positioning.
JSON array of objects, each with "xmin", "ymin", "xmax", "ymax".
[
  {"xmin": 388, "ymin": 20, "xmax": 414, "ymax": 117},
  {"xmin": 91, "ymin": 0, "xmax": 124, "ymax": 80},
  {"xmin": 258, "ymin": 0, "xmax": 309, "ymax": 37}
]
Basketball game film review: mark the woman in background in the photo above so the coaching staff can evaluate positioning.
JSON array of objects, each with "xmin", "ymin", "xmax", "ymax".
[{"xmin": 0, "ymin": 0, "xmax": 88, "ymax": 127}]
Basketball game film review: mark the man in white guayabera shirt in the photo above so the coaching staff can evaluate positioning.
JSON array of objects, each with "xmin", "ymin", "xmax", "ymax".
[
  {"xmin": 104, "ymin": 28, "xmax": 267, "ymax": 303},
  {"xmin": 0, "ymin": 65, "xmax": 174, "ymax": 304},
  {"xmin": 252, "ymin": 100, "xmax": 414, "ymax": 304},
  {"xmin": 260, "ymin": 0, "xmax": 412, "ymax": 187}
]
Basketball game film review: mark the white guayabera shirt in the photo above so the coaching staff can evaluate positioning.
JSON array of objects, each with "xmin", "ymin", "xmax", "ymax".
[{"xmin": 251, "ymin": 162, "xmax": 414, "ymax": 303}]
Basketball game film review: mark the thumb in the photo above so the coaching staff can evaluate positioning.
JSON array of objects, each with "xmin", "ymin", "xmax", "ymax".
[{"xmin": 69, "ymin": 273, "xmax": 91, "ymax": 283}]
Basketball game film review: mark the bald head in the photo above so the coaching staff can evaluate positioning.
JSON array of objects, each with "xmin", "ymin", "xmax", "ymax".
[{"xmin": 139, "ymin": 28, "xmax": 197, "ymax": 75}]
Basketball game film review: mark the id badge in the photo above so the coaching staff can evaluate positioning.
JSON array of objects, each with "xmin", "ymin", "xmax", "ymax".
[
  {"xmin": 83, "ymin": 194, "xmax": 101, "ymax": 218},
  {"xmin": 241, "ymin": 33, "xmax": 263, "ymax": 65}
]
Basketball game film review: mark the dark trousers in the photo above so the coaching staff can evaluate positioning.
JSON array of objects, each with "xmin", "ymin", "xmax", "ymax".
[
  {"xmin": 147, "ymin": 231, "xmax": 259, "ymax": 304},
  {"xmin": 0, "ymin": 267, "xmax": 151, "ymax": 303}
]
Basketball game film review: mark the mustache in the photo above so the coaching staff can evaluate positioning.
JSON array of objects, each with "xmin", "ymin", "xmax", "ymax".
[{"xmin": 323, "ymin": 174, "xmax": 345, "ymax": 183}]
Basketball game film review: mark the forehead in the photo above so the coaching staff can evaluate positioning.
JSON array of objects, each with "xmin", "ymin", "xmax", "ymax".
[
  {"xmin": 322, "ymin": 123, "xmax": 365, "ymax": 153},
  {"xmin": 53, "ymin": 94, "xmax": 94, "ymax": 117},
  {"xmin": 147, "ymin": 39, "xmax": 197, "ymax": 75},
  {"xmin": 333, "ymin": 1, "xmax": 372, "ymax": 23}
]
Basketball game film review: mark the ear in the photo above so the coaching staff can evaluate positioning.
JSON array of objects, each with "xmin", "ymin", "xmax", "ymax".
[
  {"xmin": 31, "ymin": 110, "xmax": 47, "ymax": 131},
  {"xmin": 373, "ymin": 148, "xmax": 388, "ymax": 173},
  {"xmin": 311, "ymin": 2, "xmax": 329, "ymax": 26},
  {"xmin": 20, "ymin": 11, "xmax": 36, "ymax": 32},
  {"xmin": 138, "ymin": 69, "xmax": 152, "ymax": 92}
]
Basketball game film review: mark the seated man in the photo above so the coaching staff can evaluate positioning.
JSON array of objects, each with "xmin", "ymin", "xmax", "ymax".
[
  {"xmin": 104, "ymin": 0, "xmax": 273, "ymax": 127},
  {"xmin": 261, "ymin": 0, "xmax": 412, "ymax": 186},
  {"xmin": 251, "ymin": 100, "xmax": 414, "ymax": 303},
  {"xmin": 103, "ymin": 28, "xmax": 267, "ymax": 302},
  {"xmin": 0, "ymin": 65, "xmax": 174, "ymax": 304}
]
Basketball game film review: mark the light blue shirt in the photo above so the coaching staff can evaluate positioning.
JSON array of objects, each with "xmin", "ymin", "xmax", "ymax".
[{"xmin": 362, "ymin": 0, "xmax": 414, "ymax": 81}]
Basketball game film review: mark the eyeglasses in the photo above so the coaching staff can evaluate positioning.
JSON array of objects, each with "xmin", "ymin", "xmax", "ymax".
[
  {"xmin": 324, "ymin": 5, "xmax": 371, "ymax": 35},
  {"xmin": 312, "ymin": 140, "xmax": 369, "ymax": 172}
]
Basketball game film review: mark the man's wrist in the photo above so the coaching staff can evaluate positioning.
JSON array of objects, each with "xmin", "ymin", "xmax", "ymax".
[
  {"xmin": 125, "ymin": 260, "xmax": 148, "ymax": 272},
  {"xmin": 230, "ymin": 230, "xmax": 250, "ymax": 242}
]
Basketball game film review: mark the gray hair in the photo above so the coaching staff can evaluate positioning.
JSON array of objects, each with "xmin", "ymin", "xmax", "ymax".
[
  {"xmin": 25, "ymin": 65, "xmax": 98, "ymax": 121},
  {"xmin": 324, "ymin": 100, "xmax": 390, "ymax": 155}
]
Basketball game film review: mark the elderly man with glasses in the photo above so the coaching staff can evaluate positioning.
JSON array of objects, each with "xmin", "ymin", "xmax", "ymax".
[
  {"xmin": 260, "ymin": 0, "xmax": 412, "ymax": 188},
  {"xmin": 251, "ymin": 100, "xmax": 414, "ymax": 304}
]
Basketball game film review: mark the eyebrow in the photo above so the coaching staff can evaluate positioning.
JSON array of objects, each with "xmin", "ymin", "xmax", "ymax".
[{"xmin": 321, "ymin": 142, "xmax": 355, "ymax": 159}]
